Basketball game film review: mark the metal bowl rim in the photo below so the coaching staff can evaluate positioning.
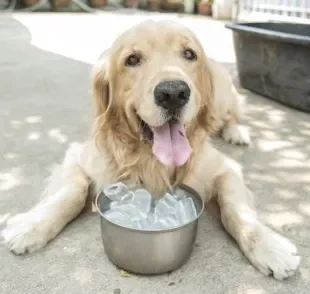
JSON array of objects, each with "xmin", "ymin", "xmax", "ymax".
[{"xmin": 96, "ymin": 183, "xmax": 205, "ymax": 234}]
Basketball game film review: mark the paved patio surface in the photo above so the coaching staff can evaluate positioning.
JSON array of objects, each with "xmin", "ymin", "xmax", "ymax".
[{"xmin": 0, "ymin": 12, "xmax": 309, "ymax": 294}]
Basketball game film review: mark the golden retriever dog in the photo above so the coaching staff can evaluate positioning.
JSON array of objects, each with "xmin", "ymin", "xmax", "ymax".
[{"xmin": 2, "ymin": 20, "xmax": 300, "ymax": 280}]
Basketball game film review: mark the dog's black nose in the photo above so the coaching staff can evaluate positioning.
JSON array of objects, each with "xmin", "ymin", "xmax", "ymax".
[{"xmin": 154, "ymin": 80, "xmax": 190, "ymax": 110}]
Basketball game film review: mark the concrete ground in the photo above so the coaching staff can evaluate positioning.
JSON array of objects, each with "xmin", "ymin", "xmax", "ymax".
[{"xmin": 0, "ymin": 12, "xmax": 309, "ymax": 294}]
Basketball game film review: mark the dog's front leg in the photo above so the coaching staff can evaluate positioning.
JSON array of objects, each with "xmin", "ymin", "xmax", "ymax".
[
  {"xmin": 215, "ymin": 157, "xmax": 300, "ymax": 280},
  {"xmin": 2, "ymin": 143, "xmax": 90, "ymax": 254}
]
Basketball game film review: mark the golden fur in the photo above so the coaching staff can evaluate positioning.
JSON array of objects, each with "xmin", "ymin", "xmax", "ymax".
[
  {"xmin": 1, "ymin": 20, "xmax": 300, "ymax": 280},
  {"xmin": 92, "ymin": 21, "xmax": 218, "ymax": 195}
]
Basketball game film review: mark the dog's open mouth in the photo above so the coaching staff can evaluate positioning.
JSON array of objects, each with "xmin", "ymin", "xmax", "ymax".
[{"xmin": 140, "ymin": 118, "xmax": 192, "ymax": 167}]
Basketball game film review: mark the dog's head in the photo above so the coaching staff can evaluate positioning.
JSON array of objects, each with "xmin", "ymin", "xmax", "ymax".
[{"xmin": 92, "ymin": 20, "xmax": 214, "ymax": 168}]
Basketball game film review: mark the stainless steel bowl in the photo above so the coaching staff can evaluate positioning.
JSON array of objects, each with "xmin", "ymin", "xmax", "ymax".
[{"xmin": 96, "ymin": 184, "xmax": 204, "ymax": 275}]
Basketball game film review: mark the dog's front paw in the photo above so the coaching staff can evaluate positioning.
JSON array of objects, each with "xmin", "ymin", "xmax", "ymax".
[
  {"xmin": 242, "ymin": 224, "xmax": 300, "ymax": 280},
  {"xmin": 222, "ymin": 124, "xmax": 251, "ymax": 145},
  {"xmin": 1, "ymin": 213, "xmax": 49, "ymax": 255}
]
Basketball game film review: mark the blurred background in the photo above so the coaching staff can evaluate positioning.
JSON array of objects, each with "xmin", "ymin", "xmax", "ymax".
[{"xmin": 0, "ymin": 0, "xmax": 310, "ymax": 24}]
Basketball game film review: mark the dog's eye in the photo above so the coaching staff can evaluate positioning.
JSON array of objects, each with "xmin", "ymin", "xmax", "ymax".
[
  {"xmin": 125, "ymin": 54, "xmax": 141, "ymax": 67},
  {"xmin": 183, "ymin": 48, "xmax": 197, "ymax": 61}
]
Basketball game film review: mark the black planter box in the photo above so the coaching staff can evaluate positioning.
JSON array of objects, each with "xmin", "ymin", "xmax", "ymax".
[{"xmin": 225, "ymin": 22, "xmax": 310, "ymax": 113}]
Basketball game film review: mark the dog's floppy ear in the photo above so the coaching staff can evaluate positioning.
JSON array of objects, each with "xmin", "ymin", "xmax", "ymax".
[
  {"xmin": 92, "ymin": 49, "xmax": 111, "ymax": 117},
  {"xmin": 196, "ymin": 55, "xmax": 216, "ymax": 134}
]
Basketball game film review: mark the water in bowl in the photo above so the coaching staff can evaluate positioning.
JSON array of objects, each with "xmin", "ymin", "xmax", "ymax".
[{"xmin": 102, "ymin": 182, "xmax": 198, "ymax": 230}]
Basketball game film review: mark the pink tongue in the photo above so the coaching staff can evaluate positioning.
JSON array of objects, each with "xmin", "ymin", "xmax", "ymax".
[{"xmin": 152, "ymin": 121, "xmax": 192, "ymax": 167}]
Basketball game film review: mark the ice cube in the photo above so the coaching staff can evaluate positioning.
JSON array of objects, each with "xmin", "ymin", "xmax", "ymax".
[
  {"xmin": 158, "ymin": 219, "xmax": 169, "ymax": 229},
  {"xmin": 176, "ymin": 197, "xmax": 197, "ymax": 225},
  {"xmin": 156, "ymin": 216, "xmax": 179, "ymax": 230},
  {"xmin": 103, "ymin": 210, "xmax": 131, "ymax": 227},
  {"xmin": 121, "ymin": 191, "xmax": 134, "ymax": 202},
  {"xmin": 174, "ymin": 187, "xmax": 188, "ymax": 201},
  {"xmin": 109, "ymin": 191, "xmax": 135, "ymax": 209},
  {"xmin": 136, "ymin": 213, "xmax": 158, "ymax": 229},
  {"xmin": 110, "ymin": 201, "xmax": 119, "ymax": 209},
  {"xmin": 115, "ymin": 204, "xmax": 147, "ymax": 221},
  {"xmin": 155, "ymin": 193, "xmax": 178, "ymax": 217},
  {"xmin": 167, "ymin": 214, "xmax": 182, "ymax": 227},
  {"xmin": 132, "ymin": 188, "xmax": 152, "ymax": 213},
  {"xmin": 148, "ymin": 213, "xmax": 158, "ymax": 224},
  {"xmin": 152, "ymin": 220, "xmax": 167, "ymax": 230},
  {"xmin": 155, "ymin": 214, "xmax": 181, "ymax": 229},
  {"xmin": 103, "ymin": 182, "xmax": 128, "ymax": 201},
  {"xmin": 132, "ymin": 220, "xmax": 142, "ymax": 229},
  {"xmin": 176, "ymin": 195, "xmax": 187, "ymax": 201}
]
